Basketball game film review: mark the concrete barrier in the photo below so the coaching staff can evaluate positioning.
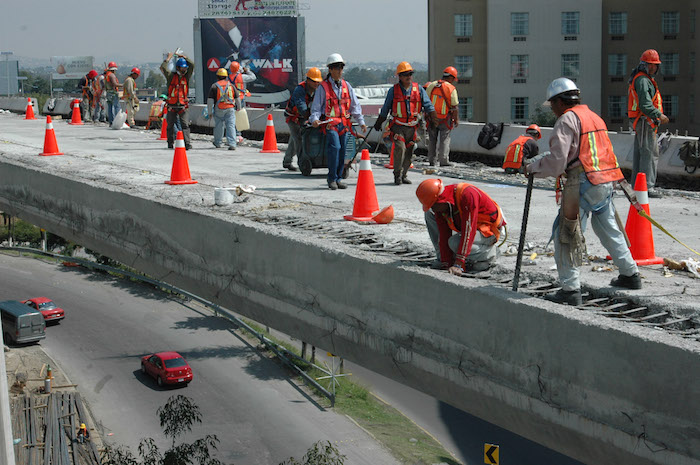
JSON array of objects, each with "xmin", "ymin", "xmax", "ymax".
[{"xmin": 0, "ymin": 97, "xmax": 39, "ymax": 115}]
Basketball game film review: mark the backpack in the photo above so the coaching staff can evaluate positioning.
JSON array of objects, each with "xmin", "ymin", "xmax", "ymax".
[
  {"xmin": 679, "ymin": 140, "xmax": 700, "ymax": 174},
  {"xmin": 478, "ymin": 122, "xmax": 504, "ymax": 150}
]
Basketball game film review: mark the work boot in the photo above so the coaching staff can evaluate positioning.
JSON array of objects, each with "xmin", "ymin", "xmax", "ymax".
[
  {"xmin": 336, "ymin": 181, "xmax": 348, "ymax": 189},
  {"xmin": 401, "ymin": 177, "xmax": 412, "ymax": 185},
  {"xmin": 648, "ymin": 189, "xmax": 663, "ymax": 199},
  {"xmin": 394, "ymin": 174, "xmax": 401, "ymax": 185},
  {"xmin": 328, "ymin": 181, "xmax": 338, "ymax": 190},
  {"xmin": 465, "ymin": 261, "xmax": 492, "ymax": 272},
  {"xmin": 228, "ymin": 146, "xmax": 236, "ymax": 151},
  {"xmin": 610, "ymin": 273, "xmax": 642, "ymax": 289},
  {"xmin": 283, "ymin": 164, "xmax": 298, "ymax": 171},
  {"xmin": 545, "ymin": 289, "xmax": 582, "ymax": 306},
  {"xmin": 440, "ymin": 161, "xmax": 453, "ymax": 167}
]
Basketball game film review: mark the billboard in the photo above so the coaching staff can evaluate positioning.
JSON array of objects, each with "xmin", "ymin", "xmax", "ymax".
[
  {"xmin": 50, "ymin": 56, "xmax": 94, "ymax": 80},
  {"xmin": 0, "ymin": 60, "xmax": 19, "ymax": 95},
  {"xmin": 196, "ymin": 16, "xmax": 304, "ymax": 105},
  {"xmin": 198, "ymin": 0, "xmax": 298, "ymax": 18}
]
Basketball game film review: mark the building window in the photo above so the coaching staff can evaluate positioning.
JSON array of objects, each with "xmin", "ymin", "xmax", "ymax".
[
  {"xmin": 511, "ymin": 97, "xmax": 528, "ymax": 123},
  {"xmin": 562, "ymin": 54, "xmax": 580, "ymax": 78},
  {"xmin": 608, "ymin": 96, "xmax": 624, "ymax": 118},
  {"xmin": 608, "ymin": 54, "xmax": 627, "ymax": 76},
  {"xmin": 662, "ymin": 11, "xmax": 680, "ymax": 34},
  {"xmin": 609, "ymin": 12, "xmax": 628, "ymax": 34},
  {"xmin": 455, "ymin": 56, "xmax": 473, "ymax": 78},
  {"xmin": 511, "ymin": 12, "xmax": 529, "ymax": 36},
  {"xmin": 459, "ymin": 97, "xmax": 473, "ymax": 121},
  {"xmin": 511, "ymin": 55, "xmax": 529, "ymax": 79},
  {"xmin": 561, "ymin": 11, "xmax": 580, "ymax": 35},
  {"xmin": 660, "ymin": 53, "xmax": 679, "ymax": 75},
  {"xmin": 662, "ymin": 95, "xmax": 678, "ymax": 116},
  {"xmin": 455, "ymin": 14, "xmax": 473, "ymax": 37}
]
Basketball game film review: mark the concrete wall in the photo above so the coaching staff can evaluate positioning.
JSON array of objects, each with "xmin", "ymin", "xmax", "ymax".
[{"xmin": 0, "ymin": 157, "xmax": 698, "ymax": 464}]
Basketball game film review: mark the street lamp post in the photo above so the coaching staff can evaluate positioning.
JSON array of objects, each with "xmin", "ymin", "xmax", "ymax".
[{"xmin": 1, "ymin": 51, "xmax": 14, "ymax": 97}]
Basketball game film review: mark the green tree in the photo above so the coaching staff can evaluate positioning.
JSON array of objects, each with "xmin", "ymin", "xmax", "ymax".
[
  {"xmin": 278, "ymin": 441, "xmax": 346, "ymax": 465},
  {"xmin": 530, "ymin": 104, "xmax": 557, "ymax": 127},
  {"xmin": 145, "ymin": 72, "xmax": 166, "ymax": 94}
]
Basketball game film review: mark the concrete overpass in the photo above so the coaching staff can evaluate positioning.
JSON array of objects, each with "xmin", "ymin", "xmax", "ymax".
[{"xmin": 0, "ymin": 105, "xmax": 699, "ymax": 465}]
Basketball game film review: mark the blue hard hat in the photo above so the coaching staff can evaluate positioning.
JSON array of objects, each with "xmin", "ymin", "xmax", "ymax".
[{"xmin": 176, "ymin": 58, "xmax": 188, "ymax": 69}]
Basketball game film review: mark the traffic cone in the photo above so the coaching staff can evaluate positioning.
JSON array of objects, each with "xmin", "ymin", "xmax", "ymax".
[
  {"xmin": 165, "ymin": 131, "xmax": 198, "ymax": 185},
  {"xmin": 24, "ymin": 98, "xmax": 36, "ymax": 120},
  {"xmin": 624, "ymin": 173, "xmax": 663, "ymax": 266},
  {"xmin": 39, "ymin": 116, "xmax": 64, "ymax": 156},
  {"xmin": 158, "ymin": 110, "xmax": 168, "ymax": 140},
  {"xmin": 344, "ymin": 149, "xmax": 380, "ymax": 222},
  {"xmin": 383, "ymin": 138, "xmax": 413, "ymax": 169},
  {"xmin": 260, "ymin": 114, "xmax": 280, "ymax": 153},
  {"xmin": 67, "ymin": 99, "xmax": 84, "ymax": 125}
]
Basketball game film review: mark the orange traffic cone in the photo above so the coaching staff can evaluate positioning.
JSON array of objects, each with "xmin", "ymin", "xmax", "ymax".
[
  {"xmin": 158, "ymin": 110, "xmax": 168, "ymax": 140},
  {"xmin": 40, "ymin": 116, "xmax": 64, "ymax": 156},
  {"xmin": 383, "ymin": 136, "xmax": 413, "ymax": 169},
  {"xmin": 344, "ymin": 149, "xmax": 380, "ymax": 222},
  {"xmin": 165, "ymin": 131, "xmax": 198, "ymax": 185},
  {"xmin": 260, "ymin": 114, "xmax": 280, "ymax": 153},
  {"xmin": 68, "ymin": 99, "xmax": 84, "ymax": 125},
  {"xmin": 24, "ymin": 98, "xmax": 36, "ymax": 120},
  {"xmin": 625, "ymin": 173, "xmax": 663, "ymax": 266}
]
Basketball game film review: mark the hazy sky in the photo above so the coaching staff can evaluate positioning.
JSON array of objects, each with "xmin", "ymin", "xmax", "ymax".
[{"xmin": 0, "ymin": 0, "xmax": 428, "ymax": 65}]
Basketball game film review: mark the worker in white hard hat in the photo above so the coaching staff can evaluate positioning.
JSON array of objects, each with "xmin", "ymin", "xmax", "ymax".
[
  {"xmin": 309, "ymin": 53, "xmax": 368, "ymax": 190},
  {"xmin": 524, "ymin": 78, "xmax": 641, "ymax": 306},
  {"xmin": 207, "ymin": 68, "xmax": 239, "ymax": 150}
]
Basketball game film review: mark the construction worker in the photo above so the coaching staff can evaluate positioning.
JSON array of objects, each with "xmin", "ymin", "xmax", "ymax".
[
  {"xmin": 228, "ymin": 61, "xmax": 256, "ymax": 107},
  {"xmin": 207, "ymin": 68, "xmax": 238, "ymax": 150},
  {"xmin": 92, "ymin": 71, "xmax": 107, "ymax": 123},
  {"xmin": 628, "ymin": 49, "xmax": 669, "ymax": 198},
  {"xmin": 502, "ymin": 124, "xmax": 541, "ymax": 174},
  {"xmin": 426, "ymin": 67, "xmax": 460, "ymax": 167},
  {"xmin": 310, "ymin": 53, "xmax": 367, "ymax": 190},
  {"xmin": 374, "ymin": 62, "xmax": 437, "ymax": 185},
  {"xmin": 161, "ymin": 52, "xmax": 194, "ymax": 149},
  {"xmin": 104, "ymin": 62, "xmax": 121, "ymax": 124},
  {"xmin": 416, "ymin": 178, "xmax": 505, "ymax": 274},
  {"xmin": 283, "ymin": 67, "xmax": 322, "ymax": 171},
  {"xmin": 76, "ymin": 423, "xmax": 90, "ymax": 443},
  {"xmin": 78, "ymin": 70, "xmax": 97, "ymax": 122},
  {"xmin": 123, "ymin": 67, "xmax": 140, "ymax": 128},
  {"xmin": 524, "ymin": 78, "xmax": 641, "ymax": 306}
]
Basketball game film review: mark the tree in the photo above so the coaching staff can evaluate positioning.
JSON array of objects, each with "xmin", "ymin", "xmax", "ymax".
[
  {"xmin": 530, "ymin": 104, "xmax": 557, "ymax": 127},
  {"xmin": 145, "ymin": 72, "xmax": 166, "ymax": 94},
  {"xmin": 278, "ymin": 441, "xmax": 346, "ymax": 465}
]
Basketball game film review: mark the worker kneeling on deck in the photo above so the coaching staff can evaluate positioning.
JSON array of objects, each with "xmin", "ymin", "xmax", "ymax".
[
  {"xmin": 417, "ymin": 179, "xmax": 505, "ymax": 276},
  {"xmin": 524, "ymin": 78, "xmax": 641, "ymax": 306},
  {"xmin": 502, "ymin": 124, "xmax": 541, "ymax": 174}
]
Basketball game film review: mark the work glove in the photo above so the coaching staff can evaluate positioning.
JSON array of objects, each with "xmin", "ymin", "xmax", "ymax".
[
  {"xmin": 429, "ymin": 111, "xmax": 439, "ymax": 127},
  {"xmin": 373, "ymin": 115, "xmax": 387, "ymax": 132}
]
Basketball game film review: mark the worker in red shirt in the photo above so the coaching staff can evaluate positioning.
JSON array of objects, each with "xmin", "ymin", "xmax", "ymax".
[{"xmin": 416, "ymin": 179, "xmax": 505, "ymax": 275}]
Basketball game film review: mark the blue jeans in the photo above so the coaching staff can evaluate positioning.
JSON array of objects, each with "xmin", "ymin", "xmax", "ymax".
[
  {"xmin": 106, "ymin": 92, "xmax": 120, "ymax": 124},
  {"xmin": 326, "ymin": 126, "xmax": 348, "ymax": 183},
  {"xmin": 213, "ymin": 107, "xmax": 236, "ymax": 147}
]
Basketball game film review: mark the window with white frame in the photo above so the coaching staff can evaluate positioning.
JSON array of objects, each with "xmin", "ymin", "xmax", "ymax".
[
  {"xmin": 562, "ymin": 54, "xmax": 580, "ymax": 78},
  {"xmin": 608, "ymin": 96, "xmax": 624, "ymax": 118},
  {"xmin": 511, "ymin": 55, "xmax": 529, "ymax": 78},
  {"xmin": 455, "ymin": 56, "xmax": 473, "ymax": 78},
  {"xmin": 511, "ymin": 12, "xmax": 529, "ymax": 35},
  {"xmin": 511, "ymin": 97, "xmax": 528, "ymax": 123},
  {"xmin": 608, "ymin": 54, "xmax": 627, "ymax": 76},
  {"xmin": 455, "ymin": 14, "xmax": 473, "ymax": 37},
  {"xmin": 609, "ymin": 12, "xmax": 627, "ymax": 34},
  {"xmin": 458, "ymin": 97, "xmax": 473, "ymax": 121},
  {"xmin": 662, "ymin": 95, "xmax": 678, "ymax": 116},
  {"xmin": 561, "ymin": 11, "xmax": 580, "ymax": 35},
  {"xmin": 660, "ymin": 53, "xmax": 679, "ymax": 75},
  {"xmin": 662, "ymin": 11, "xmax": 680, "ymax": 34}
]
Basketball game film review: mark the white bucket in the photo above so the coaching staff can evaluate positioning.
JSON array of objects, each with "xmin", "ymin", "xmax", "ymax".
[{"xmin": 214, "ymin": 188, "xmax": 234, "ymax": 206}]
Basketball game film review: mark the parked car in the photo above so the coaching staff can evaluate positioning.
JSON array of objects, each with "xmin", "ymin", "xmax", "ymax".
[
  {"xmin": 140, "ymin": 352, "xmax": 193, "ymax": 387},
  {"xmin": 1, "ymin": 300, "xmax": 46, "ymax": 345},
  {"xmin": 22, "ymin": 297, "xmax": 65, "ymax": 323}
]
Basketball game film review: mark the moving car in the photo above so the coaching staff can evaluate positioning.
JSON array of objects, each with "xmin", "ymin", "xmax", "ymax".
[
  {"xmin": 1, "ymin": 300, "xmax": 46, "ymax": 344},
  {"xmin": 140, "ymin": 352, "xmax": 193, "ymax": 387},
  {"xmin": 22, "ymin": 297, "xmax": 65, "ymax": 323}
]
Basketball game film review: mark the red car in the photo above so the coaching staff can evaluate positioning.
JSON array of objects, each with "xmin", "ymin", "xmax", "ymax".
[
  {"xmin": 22, "ymin": 297, "xmax": 65, "ymax": 323},
  {"xmin": 140, "ymin": 352, "xmax": 193, "ymax": 387}
]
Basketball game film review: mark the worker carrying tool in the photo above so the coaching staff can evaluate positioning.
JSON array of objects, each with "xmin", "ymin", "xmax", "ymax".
[
  {"xmin": 374, "ymin": 61, "xmax": 437, "ymax": 185},
  {"xmin": 425, "ymin": 66, "xmax": 460, "ymax": 167},
  {"xmin": 523, "ymin": 78, "xmax": 641, "ymax": 306},
  {"xmin": 161, "ymin": 52, "xmax": 194, "ymax": 149},
  {"xmin": 502, "ymin": 124, "xmax": 541, "ymax": 174},
  {"xmin": 228, "ymin": 61, "xmax": 256, "ymax": 106},
  {"xmin": 283, "ymin": 67, "xmax": 322, "ymax": 171},
  {"xmin": 416, "ymin": 178, "xmax": 505, "ymax": 275}
]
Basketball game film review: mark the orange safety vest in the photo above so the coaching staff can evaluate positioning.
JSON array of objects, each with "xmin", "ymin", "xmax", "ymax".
[
  {"xmin": 285, "ymin": 81, "xmax": 313, "ymax": 124},
  {"xmin": 565, "ymin": 105, "xmax": 624, "ymax": 185},
  {"xmin": 104, "ymin": 71, "xmax": 118, "ymax": 92},
  {"xmin": 628, "ymin": 71, "xmax": 663, "ymax": 131},
  {"xmin": 167, "ymin": 73, "xmax": 188, "ymax": 107},
  {"xmin": 445, "ymin": 183, "xmax": 504, "ymax": 241},
  {"xmin": 214, "ymin": 79, "xmax": 236, "ymax": 109},
  {"xmin": 430, "ymin": 80, "xmax": 455, "ymax": 120},
  {"xmin": 391, "ymin": 82, "xmax": 422, "ymax": 125},
  {"xmin": 230, "ymin": 73, "xmax": 251, "ymax": 98},
  {"xmin": 502, "ymin": 135, "xmax": 533, "ymax": 170},
  {"xmin": 321, "ymin": 79, "xmax": 352, "ymax": 133},
  {"xmin": 149, "ymin": 101, "xmax": 165, "ymax": 118}
]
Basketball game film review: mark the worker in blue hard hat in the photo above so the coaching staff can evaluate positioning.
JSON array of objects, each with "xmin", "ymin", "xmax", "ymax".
[{"xmin": 161, "ymin": 52, "xmax": 194, "ymax": 149}]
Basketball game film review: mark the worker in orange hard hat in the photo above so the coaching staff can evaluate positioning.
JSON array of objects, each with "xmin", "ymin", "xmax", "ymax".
[
  {"xmin": 228, "ymin": 60, "xmax": 256, "ymax": 106},
  {"xmin": 502, "ymin": 124, "xmax": 541, "ymax": 174},
  {"xmin": 104, "ymin": 61, "xmax": 122, "ymax": 125},
  {"xmin": 123, "ymin": 67, "xmax": 141, "ymax": 128},
  {"xmin": 426, "ymin": 66, "xmax": 460, "ymax": 167},
  {"xmin": 628, "ymin": 49, "xmax": 669, "ymax": 198},
  {"xmin": 207, "ymin": 68, "xmax": 239, "ymax": 150},
  {"xmin": 78, "ymin": 70, "xmax": 98, "ymax": 122},
  {"xmin": 416, "ymin": 178, "xmax": 505, "ymax": 275},
  {"xmin": 374, "ymin": 62, "xmax": 437, "ymax": 185},
  {"xmin": 283, "ymin": 67, "xmax": 323, "ymax": 171}
]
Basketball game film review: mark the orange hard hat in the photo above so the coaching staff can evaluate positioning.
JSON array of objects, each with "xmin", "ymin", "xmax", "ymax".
[
  {"xmin": 443, "ymin": 66, "xmax": 458, "ymax": 80},
  {"xmin": 640, "ymin": 49, "xmax": 661, "ymax": 64},
  {"xmin": 131, "ymin": 67, "xmax": 140, "ymax": 77},
  {"xmin": 229, "ymin": 61, "xmax": 240, "ymax": 74},
  {"xmin": 306, "ymin": 67, "xmax": 322, "ymax": 82},
  {"xmin": 416, "ymin": 179, "xmax": 445, "ymax": 212},
  {"xmin": 396, "ymin": 61, "xmax": 414, "ymax": 75},
  {"xmin": 526, "ymin": 124, "xmax": 541, "ymax": 139},
  {"xmin": 372, "ymin": 205, "xmax": 395, "ymax": 224}
]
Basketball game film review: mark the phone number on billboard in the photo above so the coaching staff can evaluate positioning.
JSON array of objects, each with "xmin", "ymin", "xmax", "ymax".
[{"xmin": 198, "ymin": 0, "xmax": 298, "ymax": 17}]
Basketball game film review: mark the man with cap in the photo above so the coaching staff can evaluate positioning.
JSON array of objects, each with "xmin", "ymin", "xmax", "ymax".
[
  {"xmin": 502, "ymin": 124, "xmax": 541, "ymax": 174},
  {"xmin": 374, "ymin": 62, "xmax": 437, "ymax": 185},
  {"xmin": 283, "ymin": 67, "xmax": 322, "ymax": 170},
  {"xmin": 309, "ymin": 53, "xmax": 367, "ymax": 190},
  {"xmin": 207, "ymin": 68, "xmax": 239, "ymax": 150},
  {"xmin": 103, "ymin": 62, "xmax": 121, "ymax": 124},
  {"xmin": 416, "ymin": 178, "xmax": 505, "ymax": 275},
  {"xmin": 524, "ymin": 78, "xmax": 641, "ymax": 306},
  {"xmin": 628, "ymin": 49, "xmax": 669, "ymax": 198},
  {"xmin": 161, "ymin": 52, "xmax": 194, "ymax": 149},
  {"xmin": 426, "ymin": 66, "xmax": 460, "ymax": 166},
  {"xmin": 123, "ymin": 67, "xmax": 141, "ymax": 128},
  {"xmin": 78, "ymin": 70, "xmax": 98, "ymax": 122}
]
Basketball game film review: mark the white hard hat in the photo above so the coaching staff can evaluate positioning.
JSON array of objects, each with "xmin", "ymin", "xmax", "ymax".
[
  {"xmin": 545, "ymin": 78, "xmax": 580, "ymax": 103},
  {"xmin": 326, "ymin": 53, "xmax": 345, "ymax": 67}
]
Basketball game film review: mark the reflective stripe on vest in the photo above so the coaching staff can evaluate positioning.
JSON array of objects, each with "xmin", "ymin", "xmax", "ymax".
[
  {"xmin": 215, "ymin": 80, "xmax": 235, "ymax": 109},
  {"xmin": 104, "ymin": 71, "xmax": 118, "ymax": 92},
  {"xmin": 445, "ymin": 183, "xmax": 503, "ymax": 241},
  {"xmin": 391, "ymin": 82, "xmax": 421, "ymax": 124},
  {"xmin": 167, "ymin": 74, "xmax": 188, "ymax": 106},
  {"xmin": 321, "ymin": 79, "xmax": 351, "ymax": 128},
  {"xmin": 230, "ymin": 73, "xmax": 251, "ymax": 97},
  {"xmin": 430, "ymin": 80, "xmax": 455, "ymax": 120},
  {"xmin": 285, "ymin": 81, "xmax": 313, "ymax": 123},
  {"xmin": 566, "ymin": 105, "xmax": 624, "ymax": 185},
  {"xmin": 627, "ymin": 72, "xmax": 663, "ymax": 130},
  {"xmin": 503, "ymin": 135, "xmax": 532, "ymax": 169},
  {"xmin": 149, "ymin": 101, "xmax": 165, "ymax": 118}
]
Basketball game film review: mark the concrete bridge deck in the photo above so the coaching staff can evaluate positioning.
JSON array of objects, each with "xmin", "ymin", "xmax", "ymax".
[{"xmin": 1, "ymin": 112, "xmax": 699, "ymax": 465}]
